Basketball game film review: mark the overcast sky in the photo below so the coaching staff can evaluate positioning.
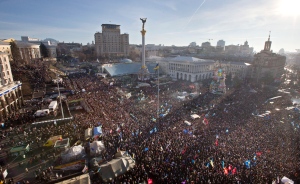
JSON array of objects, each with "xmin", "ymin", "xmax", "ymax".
[{"xmin": 1, "ymin": 0, "xmax": 299, "ymax": 52}]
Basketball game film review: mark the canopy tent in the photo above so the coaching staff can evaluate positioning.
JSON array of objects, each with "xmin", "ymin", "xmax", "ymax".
[
  {"xmin": 93, "ymin": 126, "xmax": 102, "ymax": 136},
  {"xmin": 61, "ymin": 145, "xmax": 86, "ymax": 163},
  {"xmin": 177, "ymin": 96, "xmax": 185, "ymax": 100},
  {"xmin": 281, "ymin": 176, "xmax": 294, "ymax": 184},
  {"xmin": 191, "ymin": 114, "xmax": 200, "ymax": 120},
  {"xmin": 136, "ymin": 83, "xmax": 151, "ymax": 88},
  {"xmin": 249, "ymin": 89, "xmax": 257, "ymax": 93},
  {"xmin": 98, "ymin": 151, "xmax": 135, "ymax": 182},
  {"xmin": 184, "ymin": 120, "xmax": 191, "ymax": 126},
  {"xmin": 90, "ymin": 141, "xmax": 105, "ymax": 156}
]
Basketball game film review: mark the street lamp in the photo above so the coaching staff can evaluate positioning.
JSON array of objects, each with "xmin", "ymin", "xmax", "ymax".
[{"xmin": 57, "ymin": 75, "xmax": 64, "ymax": 118}]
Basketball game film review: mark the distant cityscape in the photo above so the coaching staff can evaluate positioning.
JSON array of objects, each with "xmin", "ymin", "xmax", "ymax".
[{"xmin": 1, "ymin": 23, "xmax": 299, "ymax": 83}]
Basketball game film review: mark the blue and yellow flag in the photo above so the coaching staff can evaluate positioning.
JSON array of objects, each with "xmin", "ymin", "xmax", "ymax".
[{"xmin": 154, "ymin": 63, "xmax": 159, "ymax": 70}]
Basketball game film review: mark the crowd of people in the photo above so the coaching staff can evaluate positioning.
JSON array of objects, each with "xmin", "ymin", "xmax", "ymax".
[
  {"xmin": 65, "ymin": 73, "xmax": 300, "ymax": 183},
  {"xmin": 2, "ymin": 66, "xmax": 300, "ymax": 183}
]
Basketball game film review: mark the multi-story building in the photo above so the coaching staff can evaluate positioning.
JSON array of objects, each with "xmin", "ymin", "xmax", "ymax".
[
  {"xmin": 0, "ymin": 52, "xmax": 23, "ymax": 121},
  {"xmin": 167, "ymin": 56, "xmax": 214, "ymax": 82},
  {"xmin": 217, "ymin": 40, "xmax": 225, "ymax": 47},
  {"xmin": 251, "ymin": 35, "xmax": 286, "ymax": 81},
  {"xmin": 201, "ymin": 42, "xmax": 211, "ymax": 48},
  {"xmin": 189, "ymin": 42, "xmax": 197, "ymax": 47},
  {"xmin": 94, "ymin": 24, "xmax": 129, "ymax": 57},
  {"xmin": 16, "ymin": 41, "xmax": 41, "ymax": 64},
  {"xmin": 214, "ymin": 61, "xmax": 251, "ymax": 79},
  {"xmin": 21, "ymin": 36, "xmax": 57, "ymax": 58},
  {"xmin": 225, "ymin": 44, "xmax": 240, "ymax": 54},
  {"xmin": 224, "ymin": 41, "xmax": 253, "ymax": 56},
  {"xmin": 0, "ymin": 41, "xmax": 12, "ymax": 60}
]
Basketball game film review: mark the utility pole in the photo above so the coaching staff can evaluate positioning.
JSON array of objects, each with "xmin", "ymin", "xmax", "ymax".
[{"xmin": 57, "ymin": 75, "xmax": 64, "ymax": 119}]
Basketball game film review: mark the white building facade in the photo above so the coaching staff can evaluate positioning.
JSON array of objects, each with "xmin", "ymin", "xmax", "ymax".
[
  {"xmin": 94, "ymin": 24, "xmax": 129, "ymax": 57},
  {"xmin": 0, "ymin": 52, "xmax": 23, "ymax": 121},
  {"xmin": 16, "ymin": 41, "xmax": 41, "ymax": 64},
  {"xmin": 21, "ymin": 36, "xmax": 57, "ymax": 58},
  {"xmin": 0, "ymin": 41, "xmax": 12, "ymax": 60},
  {"xmin": 167, "ymin": 56, "xmax": 214, "ymax": 82}
]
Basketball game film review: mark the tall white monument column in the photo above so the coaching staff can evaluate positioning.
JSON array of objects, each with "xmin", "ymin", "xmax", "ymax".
[{"xmin": 138, "ymin": 18, "xmax": 150, "ymax": 81}]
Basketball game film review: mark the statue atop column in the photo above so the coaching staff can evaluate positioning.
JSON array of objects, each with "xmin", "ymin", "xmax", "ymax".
[
  {"xmin": 140, "ymin": 18, "xmax": 147, "ymax": 30},
  {"xmin": 138, "ymin": 18, "xmax": 149, "ymax": 81}
]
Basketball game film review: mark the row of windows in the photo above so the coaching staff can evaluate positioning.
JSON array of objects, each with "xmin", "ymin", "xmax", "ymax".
[{"xmin": 169, "ymin": 63, "xmax": 210, "ymax": 73}]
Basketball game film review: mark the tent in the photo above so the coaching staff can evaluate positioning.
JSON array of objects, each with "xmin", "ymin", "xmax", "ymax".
[
  {"xmin": 137, "ymin": 83, "xmax": 151, "ymax": 88},
  {"xmin": 85, "ymin": 128, "xmax": 93, "ymax": 140},
  {"xmin": 98, "ymin": 151, "xmax": 135, "ymax": 182},
  {"xmin": 177, "ymin": 96, "xmax": 185, "ymax": 100},
  {"xmin": 184, "ymin": 120, "xmax": 191, "ymax": 126},
  {"xmin": 61, "ymin": 145, "xmax": 86, "ymax": 163},
  {"xmin": 93, "ymin": 126, "xmax": 102, "ymax": 136},
  {"xmin": 90, "ymin": 141, "xmax": 105, "ymax": 156},
  {"xmin": 191, "ymin": 114, "xmax": 200, "ymax": 120},
  {"xmin": 281, "ymin": 176, "xmax": 294, "ymax": 184}
]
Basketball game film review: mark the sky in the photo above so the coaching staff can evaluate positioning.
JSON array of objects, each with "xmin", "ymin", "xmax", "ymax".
[{"xmin": 0, "ymin": 0, "xmax": 299, "ymax": 52}]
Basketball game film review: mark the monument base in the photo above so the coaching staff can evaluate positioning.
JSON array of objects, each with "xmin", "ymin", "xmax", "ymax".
[{"xmin": 138, "ymin": 67, "xmax": 150, "ymax": 81}]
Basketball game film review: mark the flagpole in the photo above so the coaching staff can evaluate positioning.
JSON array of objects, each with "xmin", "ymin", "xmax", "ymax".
[{"xmin": 157, "ymin": 65, "xmax": 159, "ymax": 122}]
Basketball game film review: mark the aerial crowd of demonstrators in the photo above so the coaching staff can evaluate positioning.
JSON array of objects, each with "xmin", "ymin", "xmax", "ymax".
[{"xmin": 1, "ymin": 63, "xmax": 300, "ymax": 183}]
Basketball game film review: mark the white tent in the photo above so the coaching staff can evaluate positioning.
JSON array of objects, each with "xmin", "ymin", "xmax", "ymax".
[
  {"xmin": 184, "ymin": 120, "xmax": 191, "ymax": 126},
  {"xmin": 281, "ymin": 176, "xmax": 294, "ymax": 184},
  {"xmin": 177, "ymin": 96, "xmax": 185, "ymax": 100},
  {"xmin": 191, "ymin": 114, "xmax": 200, "ymax": 119},
  {"xmin": 61, "ymin": 145, "xmax": 86, "ymax": 163},
  {"xmin": 137, "ymin": 83, "xmax": 151, "ymax": 88},
  {"xmin": 90, "ymin": 141, "xmax": 105, "ymax": 156},
  {"xmin": 98, "ymin": 151, "xmax": 135, "ymax": 182}
]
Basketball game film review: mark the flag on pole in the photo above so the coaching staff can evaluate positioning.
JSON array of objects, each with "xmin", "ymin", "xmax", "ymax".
[
  {"xmin": 154, "ymin": 63, "xmax": 159, "ymax": 70},
  {"xmin": 82, "ymin": 165, "xmax": 88, "ymax": 173}
]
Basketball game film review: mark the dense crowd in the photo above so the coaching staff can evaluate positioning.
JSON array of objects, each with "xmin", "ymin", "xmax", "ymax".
[
  {"xmin": 66, "ymin": 73, "xmax": 300, "ymax": 183},
  {"xmin": 2, "ymin": 68, "xmax": 300, "ymax": 183}
]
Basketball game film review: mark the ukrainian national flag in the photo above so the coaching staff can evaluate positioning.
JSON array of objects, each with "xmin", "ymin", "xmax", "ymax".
[{"xmin": 154, "ymin": 63, "xmax": 159, "ymax": 70}]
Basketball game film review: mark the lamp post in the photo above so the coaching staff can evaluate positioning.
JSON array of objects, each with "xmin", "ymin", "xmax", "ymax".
[{"xmin": 57, "ymin": 75, "xmax": 64, "ymax": 119}]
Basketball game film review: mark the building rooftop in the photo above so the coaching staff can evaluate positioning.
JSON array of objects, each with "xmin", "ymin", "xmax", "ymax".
[
  {"xmin": 169, "ymin": 56, "xmax": 215, "ymax": 64},
  {"xmin": 103, "ymin": 63, "xmax": 158, "ymax": 77},
  {"xmin": 16, "ymin": 41, "xmax": 40, "ymax": 48},
  {"xmin": 0, "ymin": 81, "xmax": 22, "ymax": 97},
  {"xmin": 220, "ymin": 61, "xmax": 251, "ymax": 66},
  {"xmin": 101, "ymin": 24, "xmax": 120, "ymax": 26},
  {"xmin": 0, "ymin": 41, "xmax": 10, "ymax": 45}
]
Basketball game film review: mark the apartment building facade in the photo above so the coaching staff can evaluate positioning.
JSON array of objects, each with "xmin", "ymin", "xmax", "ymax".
[{"xmin": 95, "ymin": 24, "xmax": 129, "ymax": 57}]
